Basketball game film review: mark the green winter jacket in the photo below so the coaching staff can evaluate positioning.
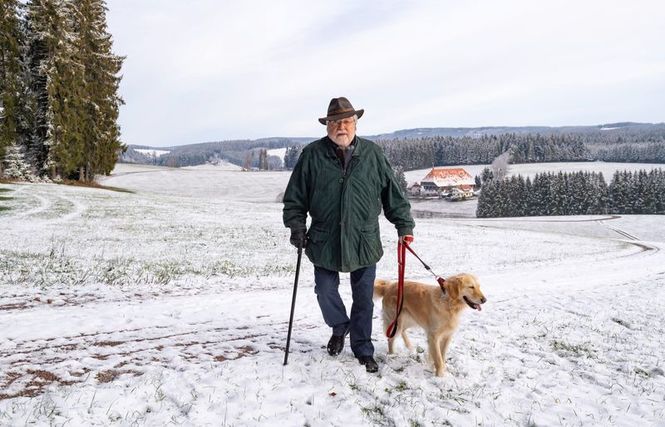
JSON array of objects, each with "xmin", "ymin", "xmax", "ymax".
[{"xmin": 283, "ymin": 136, "xmax": 414, "ymax": 272}]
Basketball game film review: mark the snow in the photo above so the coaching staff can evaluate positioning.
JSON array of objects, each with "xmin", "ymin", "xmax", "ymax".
[
  {"xmin": 267, "ymin": 147, "xmax": 287, "ymax": 160},
  {"xmin": 182, "ymin": 161, "xmax": 243, "ymax": 172},
  {"xmin": 134, "ymin": 148, "xmax": 171, "ymax": 158},
  {"xmin": 1, "ymin": 162, "xmax": 664, "ymax": 425}
]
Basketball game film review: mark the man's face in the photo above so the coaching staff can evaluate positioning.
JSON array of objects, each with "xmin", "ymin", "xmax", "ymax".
[{"xmin": 327, "ymin": 117, "xmax": 356, "ymax": 148}]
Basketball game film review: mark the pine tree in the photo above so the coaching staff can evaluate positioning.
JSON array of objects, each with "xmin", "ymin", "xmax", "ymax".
[
  {"xmin": 510, "ymin": 175, "xmax": 528, "ymax": 217},
  {"xmin": 655, "ymin": 169, "xmax": 665, "ymax": 214},
  {"xmin": 608, "ymin": 171, "xmax": 628, "ymax": 214},
  {"xmin": 479, "ymin": 167, "xmax": 494, "ymax": 184},
  {"xmin": 25, "ymin": 0, "xmax": 79, "ymax": 177},
  {"xmin": 283, "ymin": 145, "xmax": 302, "ymax": 169},
  {"xmin": 2, "ymin": 139, "xmax": 32, "ymax": 179},
  {"xmin": 476, "ymin": 179, "xmax": 496, "ymax": 218},
  {"xmin": 0, "ymin": 0, "xmax": 29, "ymax": 176},
  {"xmin": 393, "ymin": 165, "xmax": 407, "ymax": 195},
  {"xmin": 257, "ymin": 148, "xmax": 268, "ymax": 170},
  {"xmin": 593, "ymin": 172, "xmax": 609, "ymax": 214},
  {"xmin": 20, "ymin": 0, "xmax": 123, "ymax": 181},
  {"xmin": 70, "ymin": 0, "xmax": 124, "ymax": 179},
  {"xmin": 526, "ymin": 174, "xmax": 544, "ymax": 216}
]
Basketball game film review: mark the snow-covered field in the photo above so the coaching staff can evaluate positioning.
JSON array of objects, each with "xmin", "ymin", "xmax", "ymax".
[
  {"xmin": 1, "ymin": 162, "xmax": 664, "ymax": 426},
  {"xmin": 268, "ymin": 148, "xmax": 287, "ymax": 161}
]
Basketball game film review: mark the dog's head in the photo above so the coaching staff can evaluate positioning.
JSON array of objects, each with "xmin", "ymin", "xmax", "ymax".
[{"xmin": 445, "ymin": 273, "xmax": 486, "ymax": 311}]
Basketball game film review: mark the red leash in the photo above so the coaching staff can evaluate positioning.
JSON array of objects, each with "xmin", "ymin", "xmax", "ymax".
[
  {"xmin": 385, "ymin": 239, "xmax": 446, "ymax": 338},
  {"xmin": 385, "ymin": 240, "xmax": 406, "ymax": 338}
]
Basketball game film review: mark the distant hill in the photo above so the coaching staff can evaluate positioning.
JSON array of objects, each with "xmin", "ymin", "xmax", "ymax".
[
  {"xmin": 120, "ymin": 137, "xmax": 313, "ymax": 168},
  {"xmin": 368, "ymin": 122, "xmax": 665, "ymax": 140},
  {"xmin": 120, "ymin": 122, "xmax": 665, "ymax": 168}
]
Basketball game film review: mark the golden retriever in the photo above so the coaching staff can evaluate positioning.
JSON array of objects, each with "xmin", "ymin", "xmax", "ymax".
[{"xmin": 374, "ymin": 274, "xmax": 486, "ymax": 376}]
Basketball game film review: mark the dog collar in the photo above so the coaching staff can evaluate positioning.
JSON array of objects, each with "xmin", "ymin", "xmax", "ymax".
[{"xmin": 437, "ymin": 277, "xmax": 446, "ymax": 295}]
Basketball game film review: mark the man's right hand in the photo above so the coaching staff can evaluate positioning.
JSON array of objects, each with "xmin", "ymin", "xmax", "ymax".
[{"xmin": 289, "ymin": 229, "xmax": 307, "ymax": 248}]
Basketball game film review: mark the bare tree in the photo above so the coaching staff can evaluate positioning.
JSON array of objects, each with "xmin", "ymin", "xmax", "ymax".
[{"xmin": 491, "ymin": 151, "xmax": 511, "ymax": 181}]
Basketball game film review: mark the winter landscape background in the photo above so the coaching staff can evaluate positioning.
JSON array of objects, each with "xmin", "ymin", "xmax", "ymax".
[{"xmin": 1, "ymin": 161, "xmax": 664, "ymax": 426}]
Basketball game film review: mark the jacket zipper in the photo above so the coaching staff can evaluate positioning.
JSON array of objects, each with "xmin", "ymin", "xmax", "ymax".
[{"xmin": 339, "ymin": 156, "xmax": 358, "ymax": 270}]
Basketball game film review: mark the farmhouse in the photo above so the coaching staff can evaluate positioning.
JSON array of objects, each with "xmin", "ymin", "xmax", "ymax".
[{"xmin": 409, "ymin": 167, "xmax": 476, "ymax": 199}]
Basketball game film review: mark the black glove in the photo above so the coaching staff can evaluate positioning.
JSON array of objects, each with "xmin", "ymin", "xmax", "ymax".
[{"xmin": 289, "ymin": 229, "xmax": 307, "ymax": 248}]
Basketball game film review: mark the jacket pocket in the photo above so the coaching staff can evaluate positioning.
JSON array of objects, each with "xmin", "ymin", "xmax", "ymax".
[
  {"xmin": 306, "ymin": 227, "xmax": 330, "ymax": 264},
  {"xmin": 358, "ymin": 225, "xmax": 383, "ymax": 265}
]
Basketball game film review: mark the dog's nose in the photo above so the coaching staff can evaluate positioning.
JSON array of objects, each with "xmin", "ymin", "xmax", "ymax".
[{"xmin": 480, "ymin": 297, "xmax": 487, "ymax": 304}]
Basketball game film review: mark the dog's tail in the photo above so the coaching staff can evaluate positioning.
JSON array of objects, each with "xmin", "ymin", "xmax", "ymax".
[{"xmin": 373, "ymin": 279, "xmax": 393, "ymax": 299}]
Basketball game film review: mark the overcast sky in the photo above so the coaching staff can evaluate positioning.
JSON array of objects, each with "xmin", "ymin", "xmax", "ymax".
[{"xmin": 106, "ymin": 0, "xmax": 665, "ymax": 148}]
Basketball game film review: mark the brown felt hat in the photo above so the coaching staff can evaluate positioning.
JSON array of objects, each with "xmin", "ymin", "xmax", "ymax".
[{"xmin": 318, "ymin": 97, "xmax": 364, "ymax": 125}]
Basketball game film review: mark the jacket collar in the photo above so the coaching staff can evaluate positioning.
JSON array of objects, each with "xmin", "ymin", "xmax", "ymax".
[{"xmin": 325, "ymin": 136, "xmax": 362, "ymax": 157}]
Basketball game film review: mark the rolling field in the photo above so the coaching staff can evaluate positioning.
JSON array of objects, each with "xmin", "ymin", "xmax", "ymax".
[{"xmin": 0, "ymin": 162, "xmax": 664, "ymax": 426}]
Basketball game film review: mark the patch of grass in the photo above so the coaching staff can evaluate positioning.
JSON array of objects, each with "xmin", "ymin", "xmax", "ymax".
[
  {"xmin": 395, "ymin": 381, "xmax": 409, "ymax": 392},
  {"xmin": 634, "ymin": 367, "xmax": 651, "ymax": 379},
  {"xmin": 261, "ymin": 264, "xmax": 296, "ymax": 275},
  {"xmin": 551, "ymin": 339, "xmax": 597, "ymax": 359},
  {"xmin": 0, "ymin": 188, "xmax": 11, "ymax": 212},
  {"xmin": 361, "ymin": 404, "xmax": 393, "ymax": 426},
  {"xmin": 385, "ymin": 381, "xmax": 409, "ymax": 394},
  {"xmin": 150, "ymin": 262, "xmax": 183, "ymax": 285},
  {"xmin": 611, "ymin": 317, "xmax": 631, "ymax": 328},
  {"xmin": 207, "ymin": 259, "xmax": 251, "ymax": 278},
  {"xmin": 438, "ymin": 389, "xmax": 469, "ymax": 406}
]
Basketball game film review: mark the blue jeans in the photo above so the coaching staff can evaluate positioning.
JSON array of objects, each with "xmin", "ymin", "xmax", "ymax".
[{"xmin": 314, "ymin": 264, "xmax": 376, "ymax": 357}]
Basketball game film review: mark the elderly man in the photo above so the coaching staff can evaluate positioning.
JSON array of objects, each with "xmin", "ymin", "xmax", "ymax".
[{"xmin": 283, "ymin": 97, "xmax": 414, "ymax": 373}]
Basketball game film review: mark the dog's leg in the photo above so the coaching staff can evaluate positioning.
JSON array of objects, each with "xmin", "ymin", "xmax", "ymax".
[
  {"xmin": 384, "ymin": 314, "xmax": 396, "ymax": 354},
  {"xmin": 428, "ymin": 333, "xmax": 445, "ymax": 377},
  {"xmin": 401, "ymin": 330, "xmax": 414, "ymax": 352},
  {"xmin": 388, "ymin": 323, "xmax": 406, "ymax": 354},
  {"xmin": 439, "ymin": 335, "xmax": 452, "ymax": 374}
]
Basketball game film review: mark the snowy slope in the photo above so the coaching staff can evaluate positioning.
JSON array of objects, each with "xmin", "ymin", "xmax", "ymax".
[{"xmin": 0, "ymin": 163, "xmax": 664, "ymax": 426}]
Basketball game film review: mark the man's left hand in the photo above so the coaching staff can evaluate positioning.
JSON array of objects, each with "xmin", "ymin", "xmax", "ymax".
[{"xmin": 399, "ymin": 235, "xmax": 414, "ymax": 244}]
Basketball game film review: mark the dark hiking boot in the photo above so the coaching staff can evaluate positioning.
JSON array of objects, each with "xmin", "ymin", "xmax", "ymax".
[
  {"xmin": 358, "ymin": 356, "xmax": 379, "ymax": 373},
  {"xmin": 327, "ymin": 334, "xmax": 345, "ymax": 356}
]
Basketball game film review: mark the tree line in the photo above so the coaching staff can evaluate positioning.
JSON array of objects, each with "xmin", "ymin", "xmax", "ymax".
[
  {"xmin": 376, "ymin": 132, "xmax": 665, "ymax": 171},
  {"xmin": 121, "ymin": 139, "xmax": 301, "ymax": 169},
  {"xmin": 476, "ymin": 169, "xmax": 665, "ymax": 218},
  {"xmin": 0, "ymin": 0, "xmax": 123, "ymax": 182},
  {"xmin": 278, "ymin": 128, "xmax": 665, "ymax": 172}
]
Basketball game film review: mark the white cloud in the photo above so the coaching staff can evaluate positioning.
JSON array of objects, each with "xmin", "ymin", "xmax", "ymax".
[{"xmin": 107, "ymin": 0, "xmax": 665, "ymax": 146}]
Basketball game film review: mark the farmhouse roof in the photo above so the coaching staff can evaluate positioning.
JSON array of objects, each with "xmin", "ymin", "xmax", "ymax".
[{"xmin": 420, "ymin": 167, "xmax": 475, "ymax": 187}]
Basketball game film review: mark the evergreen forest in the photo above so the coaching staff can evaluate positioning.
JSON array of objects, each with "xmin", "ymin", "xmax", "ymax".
[
  {"xmin": 0, "ymin": 0, "xmax": 124, "ymax": 182},
  {"xmin": 476, "ymin": 169, "xmax": 665, "ymax": 218}
]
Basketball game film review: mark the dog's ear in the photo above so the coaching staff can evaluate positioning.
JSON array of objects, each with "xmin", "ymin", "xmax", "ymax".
[{"xmin": 446, "ymin": 276, "xmax": 461, "ymax": 300}]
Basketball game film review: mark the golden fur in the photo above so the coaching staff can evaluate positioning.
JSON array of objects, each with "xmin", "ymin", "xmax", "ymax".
[{"xmin": 374, "ymin": 274, "xmax": 486, "ymax": 377}]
